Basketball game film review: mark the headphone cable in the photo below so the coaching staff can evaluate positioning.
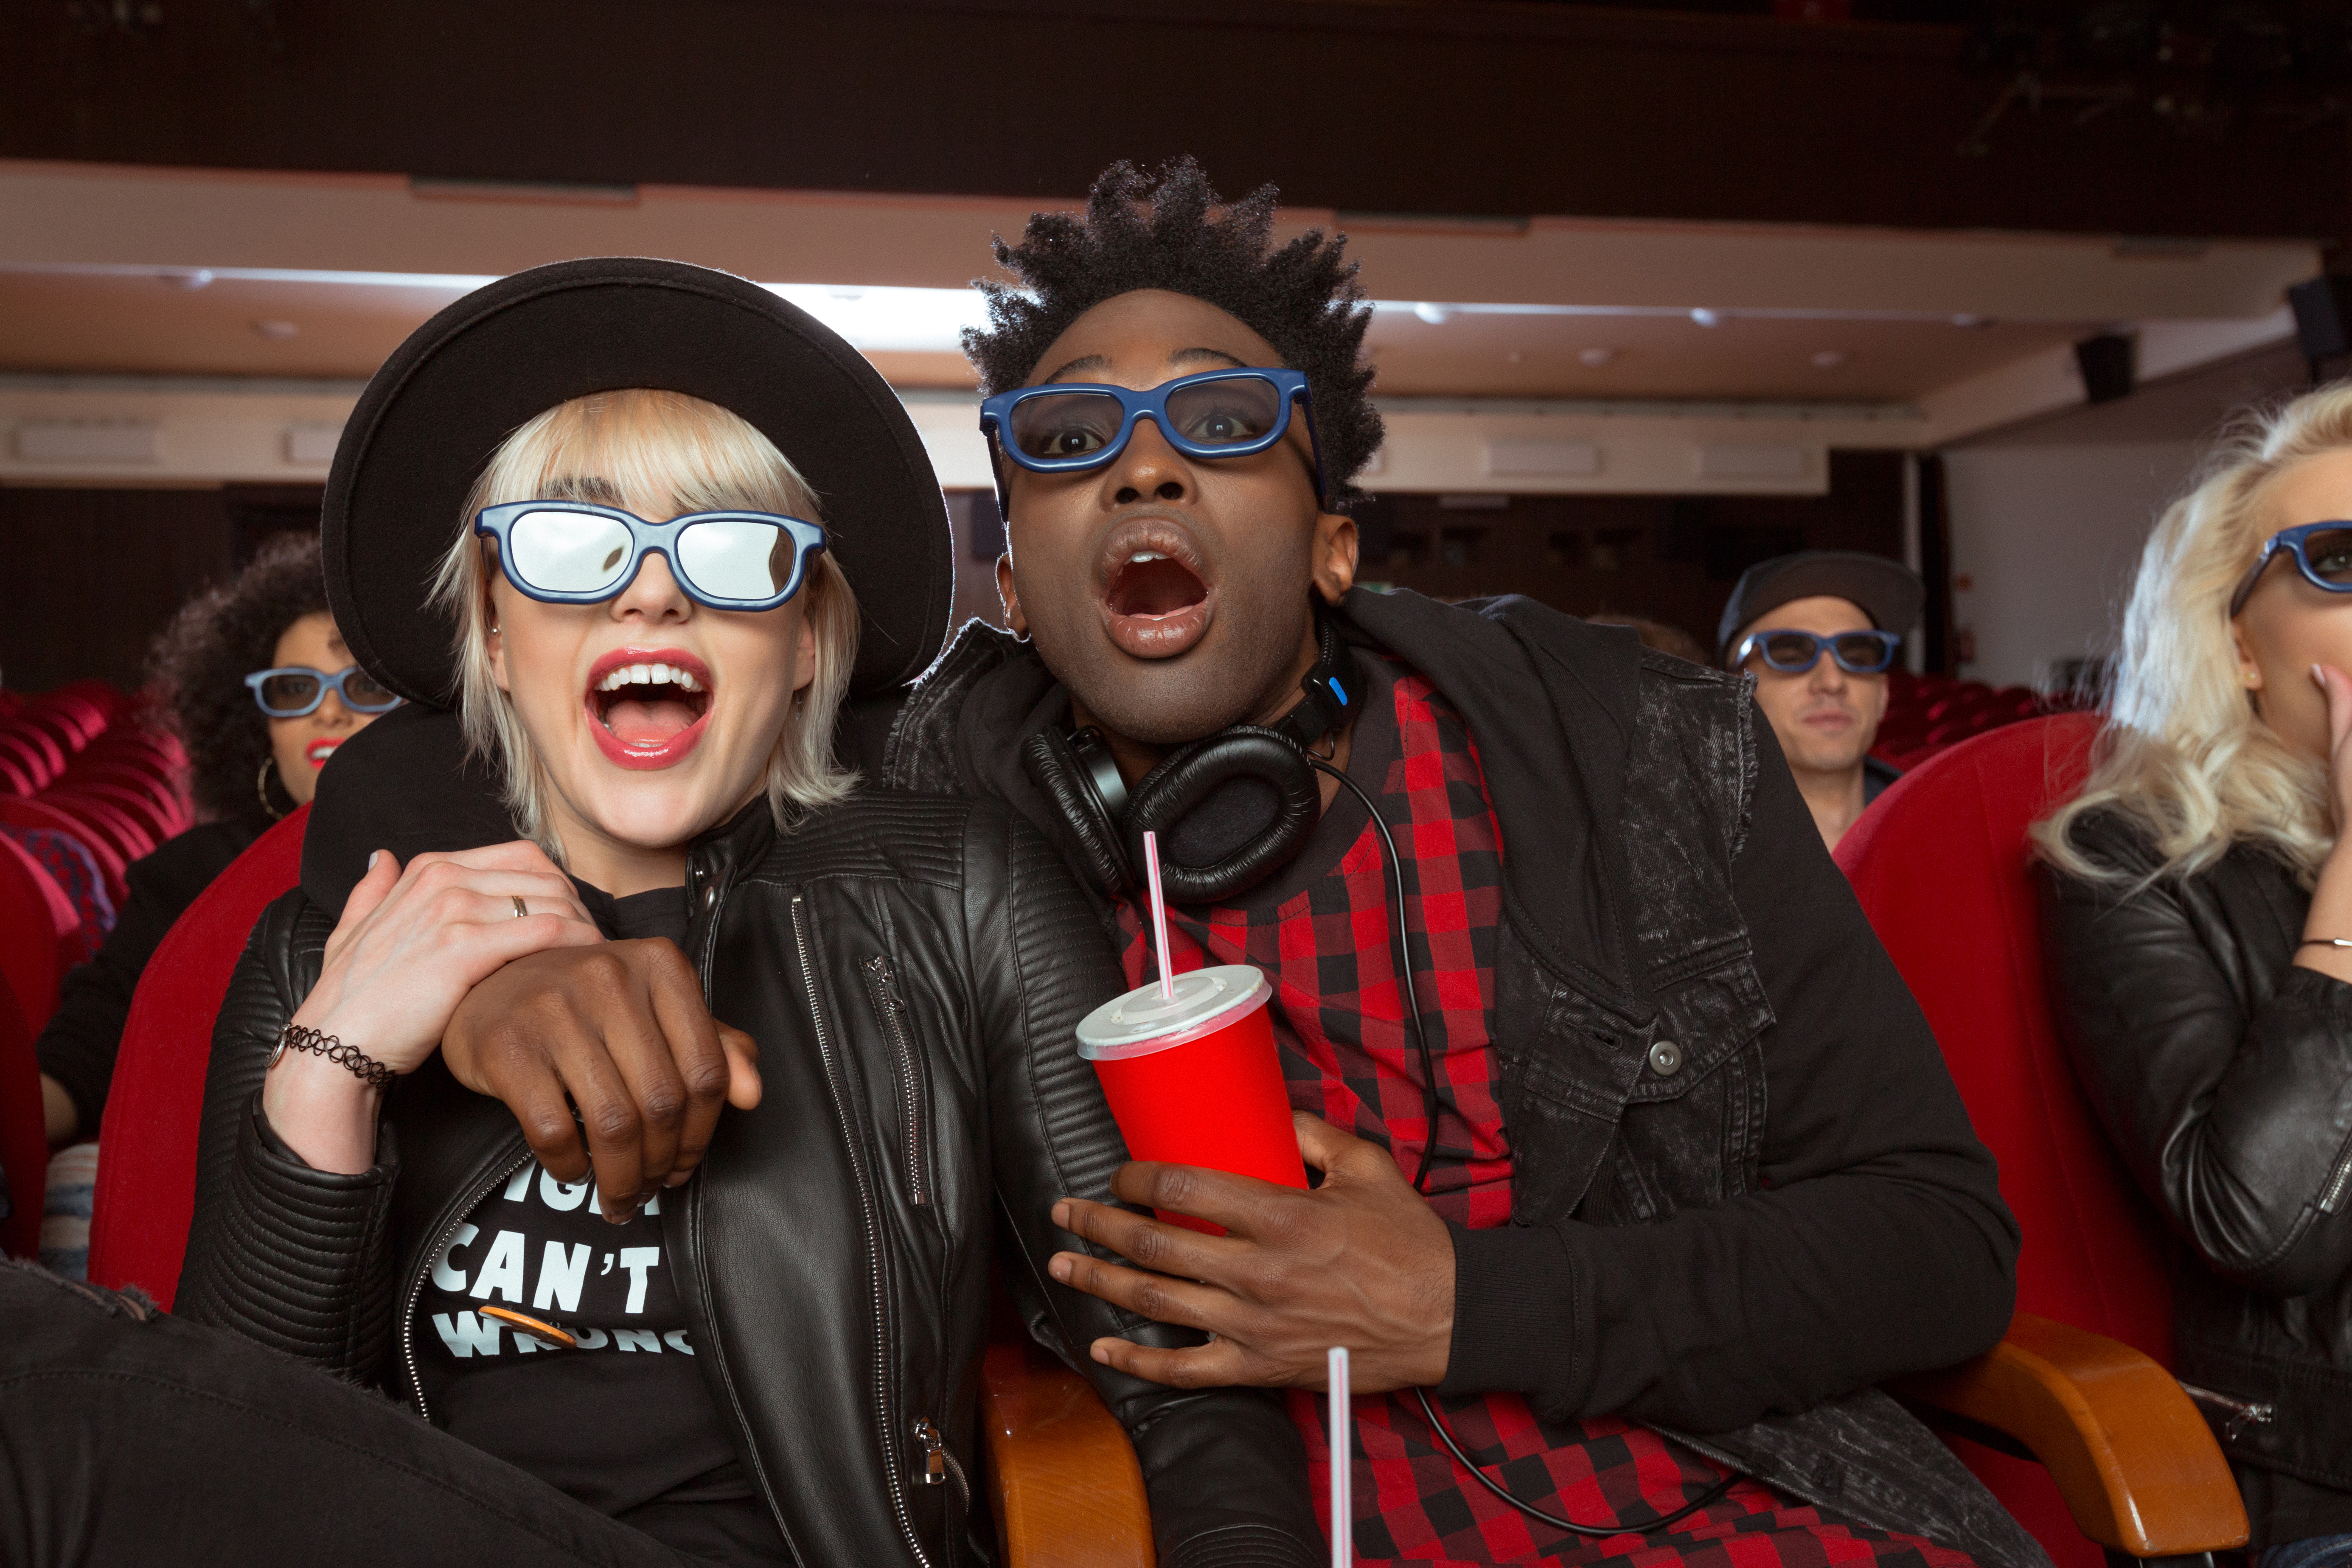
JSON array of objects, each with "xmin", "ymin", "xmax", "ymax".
[{"xmin": 1307, "ymin": 755, "xmax": 1739, "ymax": 1539}]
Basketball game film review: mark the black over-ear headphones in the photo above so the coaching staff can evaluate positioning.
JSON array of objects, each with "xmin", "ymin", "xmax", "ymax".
[
  {"xmin": 1021, "ymin": 613, "xmax": 1354, "ymax": 904},
  {"xmin": 1030, "ymin": 605, "xmax": 1744, "ymax": 1540}
]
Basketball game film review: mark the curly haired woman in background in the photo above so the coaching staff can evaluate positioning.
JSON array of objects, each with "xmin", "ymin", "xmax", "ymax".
[
  {"xmin": 36, "ymin": 531, "xmax": 397, "ymax": 1147},
  {"xmin": 2039, "ymin": 384, "xmax": 2352, "ymax": 1568}
]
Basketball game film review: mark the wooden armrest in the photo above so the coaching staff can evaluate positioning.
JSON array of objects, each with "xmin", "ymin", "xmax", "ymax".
[
  {"xmin": 1892, "ymin": 1313, "xmax": 2247, "ymax": 1558},
  {"xmin": 980, "ymin": 1340, "xmax": 1155, "ymax": 1568}
]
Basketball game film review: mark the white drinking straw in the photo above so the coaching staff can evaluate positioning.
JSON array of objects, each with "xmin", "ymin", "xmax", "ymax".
[
  {"xmin": 1142, "ymin": 828, "xmax": 1176, "ymax": 1002},
  {"xmin": 1328, "ymin": 1346, "xmax": 1352, "ymax": 1568}
]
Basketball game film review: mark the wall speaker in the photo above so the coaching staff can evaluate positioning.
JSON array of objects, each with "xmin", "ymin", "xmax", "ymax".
[
  {"xmin": 2074, "ymin": 334, "xmax": 2136, "ymax": 405},
  {"xmin": 2290, "ymin": 275, "xmax": 2352, "ymax": 362}
]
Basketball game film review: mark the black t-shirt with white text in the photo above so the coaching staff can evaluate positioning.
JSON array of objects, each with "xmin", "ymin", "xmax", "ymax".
[{"xmin": 411, "ymin": 884, "xmax": 791, "ymax": 1565}]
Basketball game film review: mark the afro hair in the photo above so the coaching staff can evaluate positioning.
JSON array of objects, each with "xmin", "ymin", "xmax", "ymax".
[
  {"xmin": 147, "ymin": 531, "xmax": 329, "ymax": 821},
  {"xmin": 962, "ymin": 157, "xmax": 1384, "ymax": 509}
]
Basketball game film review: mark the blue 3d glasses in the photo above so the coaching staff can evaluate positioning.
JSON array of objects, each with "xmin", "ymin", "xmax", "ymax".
[
  {"xmin": 978, "ymin": 367, "xmax": 1328, "ymax": 506},
  {"xmin": 473, "ymin": 501, "xmax": 828, "ymax": 613},
  {"xmin": 1732, "ymin": 628, "xmax": 1902, "ymax": 675},
  {"xmin": 2229, "ymin": 521, "xmax": 2352, "ymax": 617}
]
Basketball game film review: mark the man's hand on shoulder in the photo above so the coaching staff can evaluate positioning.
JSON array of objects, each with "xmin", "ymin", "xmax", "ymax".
[
  {"xmin": 441, "ymin": 942, "xmax": 761, "ymax": 1224},
  {"xmin": 1047, "ymin": 1113, "xmax": 1455, "ymax": 1392}
]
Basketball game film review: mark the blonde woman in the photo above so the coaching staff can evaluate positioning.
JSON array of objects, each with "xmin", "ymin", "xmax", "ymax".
[
  {"xmin": 2038, "ymin": 384, "xmax": 2352, "ymax": 1568},
  {"xmin": 4, "ymin": 262, "xmax": 1325, "ymax": 1568}
]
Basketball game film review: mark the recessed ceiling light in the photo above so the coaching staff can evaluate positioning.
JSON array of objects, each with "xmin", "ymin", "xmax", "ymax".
[
  {"xmin": 161, "ymin": 269, "xmax": 214, "ymax": 291},
  {"xmin": 1810, "ymin": 350, "xmax": 1850, "ymax": 369},
  {"xmin": 1579, "ymin": 347, "xmax": 1619, "ymax": 367},
  {"xmin": 1689, "ymin": 308, "xmax": 1723, "ymax": 328},
  {"xmin": 252, "ymin": 320, "xmax": 300, "ymax": 339}
]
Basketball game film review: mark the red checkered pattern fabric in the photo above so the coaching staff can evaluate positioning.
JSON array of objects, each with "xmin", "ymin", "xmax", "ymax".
[{"xmin": 1113, "ymin": 659, "xmax": 1975, "ymax": 1567}]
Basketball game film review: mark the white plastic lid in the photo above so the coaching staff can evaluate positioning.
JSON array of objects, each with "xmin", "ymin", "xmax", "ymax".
[{"xmin": 1075, "ymin": 965, "xmax": 1272, "ymax": 1060}]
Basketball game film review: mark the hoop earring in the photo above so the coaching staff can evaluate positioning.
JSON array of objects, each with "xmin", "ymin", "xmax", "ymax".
[{"xmin": 256, "ymin": 756, "xmax": 287, "ymax": 821}]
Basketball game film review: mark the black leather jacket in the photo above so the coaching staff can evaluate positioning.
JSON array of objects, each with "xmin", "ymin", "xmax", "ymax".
[
  {"xmin": 2040, "ymin": 809, "xmax": 2352, "ymax": 1494},
  {"xmin": 268, "ymin": 588, "xmax": 2040, "ymax": 1568},
  {"xmin": 177, "ymin": 793, "xmax": 1319, "ymax": 1568}
]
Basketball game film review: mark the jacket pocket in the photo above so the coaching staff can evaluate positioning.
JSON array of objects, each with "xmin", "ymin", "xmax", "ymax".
[
  {"xmin": 863, "ymin": 955, "xmax": 933, "ymax": 1208},
  {"xmin": 1625, "ymin": 944, "xmax": 1774, "ymax": 1105},
  {"xmin": 1495, "ymin": 934, "xmax": 1653, "ymax": 1226}
]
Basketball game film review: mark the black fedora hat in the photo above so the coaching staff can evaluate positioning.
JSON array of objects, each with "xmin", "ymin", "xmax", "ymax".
[{"xmin": 321, "ymin": 257, "xmax": 953, "ymax": 705}]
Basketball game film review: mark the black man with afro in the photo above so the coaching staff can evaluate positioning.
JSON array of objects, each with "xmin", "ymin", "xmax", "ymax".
[
  {"xmin": 907, "ymin": 157, "xmax": 2024, "ymax": 1568},
  {"xmin": 289, "ymin": 159, "xmax": 2029, "ymax": 1568}
]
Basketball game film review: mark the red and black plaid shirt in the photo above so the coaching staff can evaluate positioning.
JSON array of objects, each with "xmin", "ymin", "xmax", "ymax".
[{"xmin": 1113, "ymin": 655, "xmax": 1973, "ymax": 1568}]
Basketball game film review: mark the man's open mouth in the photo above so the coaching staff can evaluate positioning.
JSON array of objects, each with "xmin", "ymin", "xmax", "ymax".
[
  {"xmin": 584, "ymin": 650, "xmax": 714, "ymax": 769},
  {"xmin": 1097, "ymin": 522, "xmax": 1215, "ymax": 659},
  {"xmin": 1106, "ymin": 551, "xmax": 1209, "ymax": 620}
]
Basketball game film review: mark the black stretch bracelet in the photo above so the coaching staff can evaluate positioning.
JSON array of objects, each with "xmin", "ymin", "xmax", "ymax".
[{"xmin": 268, "ymin": 1022, "xmax": 395, "ymax": 1089}]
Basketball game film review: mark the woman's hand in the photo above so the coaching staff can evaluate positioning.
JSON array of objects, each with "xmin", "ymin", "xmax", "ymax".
[
  {"xmin": 2317, "ymin": 664, "xmax": 2352, "ymax": 834},
  {"xmin": 263, "ymin": 842, "xmax": 602, "ymax": 1172},
  {"xmin": 2297, "ymin": 664, "xmax": 2352, "ymax": 986}
]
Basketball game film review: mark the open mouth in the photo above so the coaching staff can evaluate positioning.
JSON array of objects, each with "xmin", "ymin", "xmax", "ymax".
[
  {"xmin": 1097, "ymin": 522, "xmax": 1215, "ymax": 659},
  {"xmin": 584, "ymin": 650, "xmax": 714, "ymax": 771},
  {"xmin": 304, "ymin": 738, "xmax": 340, "ymax": 768}
]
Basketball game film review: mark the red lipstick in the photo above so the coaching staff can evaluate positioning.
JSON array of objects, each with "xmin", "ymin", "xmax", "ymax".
[{"xmin": 583, "ymin": 647, "xmax": 715, "ymax": 771}]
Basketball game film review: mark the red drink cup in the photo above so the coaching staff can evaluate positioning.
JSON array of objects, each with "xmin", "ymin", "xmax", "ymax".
[{"xmin": 1076, "ymin": 965, "xmax": 1307, "ymax": 1235}]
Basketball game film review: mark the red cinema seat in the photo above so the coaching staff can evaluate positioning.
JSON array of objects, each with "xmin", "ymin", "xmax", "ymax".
[
  {"xmin": 0, "ymin": 830, "xmax": 78, "ymax": 1034},
  {"xmin": 0, "ymin": 976, "xmax": 43, "ymax": 1259},
  {"xmin": 3, "ymin": 720, "xmax": 68, "ymax": 777},
  {"xmin": 0, "ymin": 829, "xmax": 81, "ymax": 1259},
  {"xmin": 1837, "ymin": 715, "xmax": 2243, "ymax": 1567},
  {"xmin": 56, "ymin": 781, "xmax": 173, "ymax": 848},
  {"xmin": 0, "ymin": 732, "xmax": 53, "ymax": 792},
  {"xmin": 87, "ymin": 805, "xmax": 307, "ymax": 1307},
  {"xmin": 0, "ymin": 797, "xmax": 129, "ymax": 908},
  {"xmin": 40, "ymin": 794, "xmax": 157, "ymax": 863}
]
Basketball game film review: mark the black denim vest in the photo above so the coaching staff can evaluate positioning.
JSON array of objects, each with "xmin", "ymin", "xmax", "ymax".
[{"xmin": 885, "ymin": 597, "xmax": 2048, "ymax": 1568}]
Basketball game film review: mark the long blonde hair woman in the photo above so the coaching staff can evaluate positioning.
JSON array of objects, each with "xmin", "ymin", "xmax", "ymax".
[
  {"xmin": 2036, "ymin": 382, "xmax": 2352, "ymax": 1564},
  {"xmin": 2036, "ymin": 385, "xmax": 2352, "ymax": 884}
]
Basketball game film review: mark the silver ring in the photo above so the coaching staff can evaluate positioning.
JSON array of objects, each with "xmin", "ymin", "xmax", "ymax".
[{"xmin": 511, "ymin": 895, "xmax": 529, "ymax": 920}]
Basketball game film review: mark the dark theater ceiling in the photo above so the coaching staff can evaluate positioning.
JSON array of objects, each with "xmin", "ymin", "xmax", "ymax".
[{"xmin": 4, "ymin": 0, "xmax": 2349, "ymax": 241}]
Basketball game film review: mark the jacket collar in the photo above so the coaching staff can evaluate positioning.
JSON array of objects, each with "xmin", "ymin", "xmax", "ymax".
[
  {"xmin": 914, "ymin": 588, "xmax": 1653, "ymax": 1011},
  {"xmin": 686, "ymin": 794, "xmax": 777, "ymax": 912}
]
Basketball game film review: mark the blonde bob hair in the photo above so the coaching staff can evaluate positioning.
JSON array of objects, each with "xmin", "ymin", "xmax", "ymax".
[
  {"xmin": 431, "ymin": 388, "xmax": 861, "ymax": 858},
  {"xmin": 2035, "ymin": 382, "xmax": 2352, "ymax": 887}
]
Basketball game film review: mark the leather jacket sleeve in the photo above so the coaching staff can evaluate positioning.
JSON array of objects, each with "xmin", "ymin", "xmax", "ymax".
[
  {"xmin": 177, "ymin": 891, "xmax": 401, "ymax": 1382},
  {"xmin": 966, "ymin": 808, "xmax": 1321, "ymax": 1568},
  {"xmin": 2040, "ymin": 813, "xmax": 2352, "ymax": 1297}
]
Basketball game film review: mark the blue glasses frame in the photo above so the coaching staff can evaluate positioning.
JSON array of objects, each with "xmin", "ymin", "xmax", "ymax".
[
  {"xmin": 2229, "ymin": 521, "xmax": 2352, "ymax": 617},
  {"xmin": 977, "ymin": 367, "xmax": 1329, "ymax": 506},
  {"xmin": 473, "ymin": 501, "xmax": 828, "ymax": 613},
  {"xmin": 244, "ymin": 664, "xmax": 405, "ymax": 718},
  {"xmin": 1732, "ymin": 628, "xmax": 1902, "ymax": 675}
]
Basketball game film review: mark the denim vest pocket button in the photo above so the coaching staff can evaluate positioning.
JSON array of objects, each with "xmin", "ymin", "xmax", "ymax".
[{"xmin": 1648, "ymin": 1039, "xmax": 1684, "ymax": 1077}]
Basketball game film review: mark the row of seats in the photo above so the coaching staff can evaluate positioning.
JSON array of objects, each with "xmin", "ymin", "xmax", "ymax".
[
  {"xmin": 1872, "ymin": 670, "xmax": 2082, "ymax": 768},
  {"xmin": 0, "ymin": 687, "xmax": 2248, "ymax": 1568},
  {"xmin": 0, "ymin": 682, "xmax": 190, "ymax": 1259}
]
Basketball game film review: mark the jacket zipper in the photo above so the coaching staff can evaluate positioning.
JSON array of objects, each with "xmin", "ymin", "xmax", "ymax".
[
  {"xmin": 864, "ymin": 955, "xmax": 930, "ymax": 1206},
  {"xmin": 2319, "ymin": 1140, "xmax": 2352, "ymax": 1215},
  {"xmin": 2178, "ymin": 1380, "xmax": 2277, "ymax": 1439},
  {"xmin": 400, "ymin": 1142, "xmax": 536, "ymax": 1422},
  {"xmin": 914, "ymin": 1416, "xmax": 970, "ymax": 1512},
  {"xmin": 794, "ymin": 894, "xmax": 932, "ymax": 1568}
]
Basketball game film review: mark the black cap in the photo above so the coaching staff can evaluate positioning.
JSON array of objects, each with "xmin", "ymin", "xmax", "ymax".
[
  {"xmin": 321, "ymin": 257, "xmax": 954, "ymax": 706},
  {"xmin": 1715, "ymin": 551, "xmax": 1925, "ymax": 663}
]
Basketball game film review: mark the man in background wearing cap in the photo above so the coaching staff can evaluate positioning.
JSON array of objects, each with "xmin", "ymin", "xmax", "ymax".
[{"xmin": 1717, "ymin": 551, "xmax": 1925, "ymax": 853}]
